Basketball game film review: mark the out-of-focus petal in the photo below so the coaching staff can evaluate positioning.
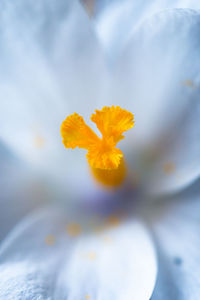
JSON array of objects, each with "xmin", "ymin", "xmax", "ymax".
[
  {"xmin": 0, "ymin": 0, "xmax": 109, "ymax": 196},
  {"xmin": 115, "ymin": 9, "xmax": 200, "ymax": 195},
  {"xmin": 94, "ymin": 0, "xmax": 200, "ymax": 59},
  {"xmin": 0, "ymin": 141, "xmax": 48, "ymax": 242},
  {"xmin": 0, "ymin": 209, "xmax": 68, "ymax": 300},
  {"xmin": 0, "ymin": 207, "xmax": 157, "ymax": 300},
  {"xmin": 145, "ymin": 184, "xmax": 200, "ymax": 299}
]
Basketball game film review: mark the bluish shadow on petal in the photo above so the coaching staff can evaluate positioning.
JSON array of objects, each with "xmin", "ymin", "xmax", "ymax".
[{"xmin": 144, "ymin": 184, "xmax": 200, "ymax": 300}]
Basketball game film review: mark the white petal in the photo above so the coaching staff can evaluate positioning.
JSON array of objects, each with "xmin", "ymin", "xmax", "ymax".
[
  {"xmin": 0, "ymin": 0, "xmax": 109, "ymax": 195},
  {"xmin": 55, "ymin": 220, "xmax": 157, "ymax": 300},
  {"xmin": 0, "ymin": 207, "xmax": 157, "ymax": 300},
  {"xmin": 115, "ymin": 9, "xmax": 200, "ymax": 194},
  {"xmin": 146, "ymin": 186, "xmax": 200, "ymax": 299},
  {"xmin": 94, "ymin": 0, "xmax": 200, "ymax": 58}
]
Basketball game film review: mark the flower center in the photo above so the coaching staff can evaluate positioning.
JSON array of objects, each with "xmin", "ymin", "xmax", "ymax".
[{"xmin": 61, "ymin": 106, "xmax": 134, "ymax": 187}]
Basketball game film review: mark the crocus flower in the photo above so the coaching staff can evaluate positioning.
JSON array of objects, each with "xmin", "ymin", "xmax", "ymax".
[{"xmin": 0, "ymin": 0, "xmax": 200, "ymax": 299}]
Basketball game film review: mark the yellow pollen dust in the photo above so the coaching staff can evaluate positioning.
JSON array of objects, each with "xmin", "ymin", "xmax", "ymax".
[
  {"xmin": 106, "ymin": 215, "xmax": 121, "ymax": 228},
  {"xmin": 85, "ymin": 251, "xmax": 97, "ymax": 261},
  {"xmin": 34, "ymin": 134, "xmax": 45, "ymax": 149},
  {"xmin": 61, "ymin": 106, "xmax": 135, "ymax": 187},
  {"xmin": 183, "ymin": 79, "xmax": 195, "ymax": 88},
  {"xmin": 45, "ymin": 234, "xmax": 56, "ymax": 246},
  {"xmin": 163, "ymin": 162, "xmax": 176, "ymax": 175},
  {"xmin": 66, "ymin": 223, "xmax": 82, "ymax": 237},
  {"xmin": 85, "ymin": 295, "xmax": 91, "ymax": 299}
]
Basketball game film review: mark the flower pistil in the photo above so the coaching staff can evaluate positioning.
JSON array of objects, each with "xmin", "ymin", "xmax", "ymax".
[{"xmin": 61, "ymin": 106, "xmax": 134, "ymax": 187}]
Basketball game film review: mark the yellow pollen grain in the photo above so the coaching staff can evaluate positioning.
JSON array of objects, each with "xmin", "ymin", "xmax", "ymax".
[
  {"xmin": 85, "ymin": 295, "xmax": 91, "ymax": 299},
  {"xmin": 86, "ymin": 251, "xmax": 97, "ymax": 261},
  {"xmin": 183, "ymin": 79, "xmax": 195, "ymax": 88},
  {"xmin": 106, "ymin": 215, "xmax": 121, "ymax": 228},
  {"xmin": 45, "ymin": 234, "xmax": 56, "ymax": 246},
  {"xmin": 66, "ymin": 223, "xmax": 82, "ymax": 237},
  {"xmin": 34, "ymin": 135, "xmax": 45, "ymax": 148},
  {"xmin": 163, "ymin": 162, "xmax": 176, "ymax": 175}
]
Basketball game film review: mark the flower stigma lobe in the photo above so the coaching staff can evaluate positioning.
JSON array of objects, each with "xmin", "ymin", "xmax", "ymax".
[{"xmin": 61, "ymin": 106, "xmax": 134, "ymax": 187}]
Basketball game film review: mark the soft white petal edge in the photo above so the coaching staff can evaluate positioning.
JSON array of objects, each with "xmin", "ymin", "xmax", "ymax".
[
  {"xmin": 94, "ymin": 0, "xmax": 200, "ymax": 59},
  {"xmin": 0, "ymin": 207, "xmax": 157, "ymax": 300}
]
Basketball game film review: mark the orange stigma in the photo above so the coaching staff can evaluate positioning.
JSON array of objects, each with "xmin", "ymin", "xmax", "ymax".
[{"xmin": 61, "ymin": 106, "xmax": 134, "ymax": 187}]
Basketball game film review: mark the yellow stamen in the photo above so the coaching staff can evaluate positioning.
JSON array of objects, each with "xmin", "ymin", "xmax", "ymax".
[{"xmin": 61, "ymin": 106, "xmax": 134, "ymax": 187}]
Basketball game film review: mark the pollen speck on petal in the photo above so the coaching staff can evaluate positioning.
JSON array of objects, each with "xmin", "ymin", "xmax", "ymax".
[
  {"xmin": 85, "ymin": 251, "xmax": 97, "ymax": 261},
  {"xmin": 163, "ymin": 162, "xmax": 176, "ymax": 175},
  {"xmin": 106, "ymin": 215, "xmax": 121, "ymax": 228},
  {"xmin": 33, "ymin": 134, "xmax": 45, "ymax": 149},
  {"xmin": 182, "ymin": 79, "xmax": 195, "ymax": 88},
  {"xmin": 66, "ymin": 223, "xmax": 82, "ymax": 237},
  {"xmin": 45, "ymin": 234, "xmax": 56, "ymax": 246}
]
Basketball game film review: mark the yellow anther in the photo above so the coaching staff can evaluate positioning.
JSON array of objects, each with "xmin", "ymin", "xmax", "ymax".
[{"xmin": 61, "ymin": 106, "xmax": 134, "ymax": 187}]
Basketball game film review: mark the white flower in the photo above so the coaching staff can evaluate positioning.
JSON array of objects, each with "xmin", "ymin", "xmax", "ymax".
[{"xmin": 0, "ymin": 0, "xmax": 200, "ymax": 299}]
